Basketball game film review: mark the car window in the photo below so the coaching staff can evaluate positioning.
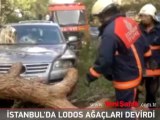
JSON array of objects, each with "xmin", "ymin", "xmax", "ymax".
[{"xmin": 12, "ymin": 25, "xmax": 65, "ymax": 45}]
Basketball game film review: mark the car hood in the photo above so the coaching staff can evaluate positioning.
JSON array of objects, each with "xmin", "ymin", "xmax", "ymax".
[{"xmin": 0, "ymin": 44, "xmax": 67, "ymax": 64}]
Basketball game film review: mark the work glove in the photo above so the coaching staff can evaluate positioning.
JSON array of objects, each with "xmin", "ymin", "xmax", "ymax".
[
  {"xmin": 102, "ymin": 69, "xmax": 113, "ymax": 81},
  {"xmin": 147, "ymin": 58, "xmax": 158, "ymax": 70},
  {"xmin": 85, "ymin": 73, "xmax": 98, "ymax": 87},
  {"xmin": 103, "ymin": 74, "xmax": 113, "ymax": 81}
]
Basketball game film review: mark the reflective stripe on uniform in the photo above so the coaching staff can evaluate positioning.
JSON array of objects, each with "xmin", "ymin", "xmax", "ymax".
[
  {"xmin": 150, "ymin": 45, "xmax": 160, "ymax": 50},
  {"xmin": 113, "ymin": 45, "xmax": 142, "ymax": 90},
  {"xmin": 89, "ymin": 67, "xmax": 101, "ymax": 78},
  {"xmin": 144, "ymin": 69, "xmax": 160, "ymax": 77},
  {"xmin": 144, "ymin": 45, "xmax": 160, "ymax": 77},
  {"xmin": 144, "ymin": 49, "xmax": 152, "ymax": 57}
]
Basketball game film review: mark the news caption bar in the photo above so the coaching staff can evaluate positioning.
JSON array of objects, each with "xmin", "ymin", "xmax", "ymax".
[{"xmin": 0, "ymin": 109, "xmax": 158, "ymax": 119}]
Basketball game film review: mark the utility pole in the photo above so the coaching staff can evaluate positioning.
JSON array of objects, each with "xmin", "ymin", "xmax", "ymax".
[
  {"xmin": 0, "ymin": 0, "xmax": 1, "ymax": 13},
  {"xmin": 0, "ymin": 0, "xmax": 1, "ymax": 23}
]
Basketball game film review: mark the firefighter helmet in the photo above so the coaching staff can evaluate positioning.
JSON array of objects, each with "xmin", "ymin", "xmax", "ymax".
[
  {"xmin": 91, "ymin": 0, "xmax": 117, "ymax": 16},
  {"xmin": 139, "ymin": 4, "xmax": 157, "ymax": 20}
]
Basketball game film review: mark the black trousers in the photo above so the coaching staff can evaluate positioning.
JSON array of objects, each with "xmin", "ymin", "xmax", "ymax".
[
  {"xmin": 145, "ymin": 77, "xmax": 159, "ymax": 106},
  {"xmin": 115, "ymin": 88, "xmax": 137, "ymax": 108}
]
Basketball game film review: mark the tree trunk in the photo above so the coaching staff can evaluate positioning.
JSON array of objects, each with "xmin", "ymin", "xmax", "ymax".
[
  {"xmin": 0, "ymin": 63, "xmax": 78, "ymax": 108},
  {"xmin": 0, "ymin": 63, "xmax": 109, "ymax": 109}
]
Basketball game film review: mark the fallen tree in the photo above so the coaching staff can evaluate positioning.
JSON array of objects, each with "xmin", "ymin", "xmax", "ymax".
[{"xmin": 0, "ymin": 63, "xmax": 110, "ymax": 109}]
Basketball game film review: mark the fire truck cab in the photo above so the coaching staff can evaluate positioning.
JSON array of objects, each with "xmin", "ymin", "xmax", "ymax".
[{"xmin": 48, "ymin": 2, "xmax": 89, "ymax": 53}]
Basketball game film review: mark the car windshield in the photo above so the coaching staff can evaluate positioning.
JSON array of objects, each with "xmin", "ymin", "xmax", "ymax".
[
  {"xmin": 0, "ymin": 25, "xmax": 65, "ymax": 45},
  {"xmin": 53, "ymin": 10, "xmax": 86, "ymax": 25}
]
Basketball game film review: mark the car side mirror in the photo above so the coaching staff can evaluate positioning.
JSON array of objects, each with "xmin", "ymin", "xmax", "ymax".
[{"xmin": 67, "ymin": 36, "xmax": 78, "ymax": 43}]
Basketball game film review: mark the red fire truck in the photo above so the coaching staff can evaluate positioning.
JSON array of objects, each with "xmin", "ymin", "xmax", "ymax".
[{"xmin": 48, "ymin": 2, "xmax": 89, "ymax": 53}]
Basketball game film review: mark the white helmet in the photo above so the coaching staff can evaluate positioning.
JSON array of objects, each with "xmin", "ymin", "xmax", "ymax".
[
  {"xmin": 92, "ymin": 0, "xmax": 116, "ymax": 16},
  {"xmin": 139, "ymin": 3, "xmax": 157, "ymax": 20}
]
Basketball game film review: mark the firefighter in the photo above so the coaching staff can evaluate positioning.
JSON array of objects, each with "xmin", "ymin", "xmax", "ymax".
[
  {"xmin": 85, "ymin": 0, "xmax": 152, "ymax": 107},
  {"xmin": 139, "ymin": 3, "xmax": 160, "ymax": 107}
]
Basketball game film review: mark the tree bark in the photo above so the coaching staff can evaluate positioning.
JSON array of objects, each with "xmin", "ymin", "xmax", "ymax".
[
  {"xmin": 0, "ymin": 63, "xmax": 78, "ymax": 108},
  {"xmin": 0, "ymin": 63, "xmax": 110, "ymax": 109}
]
